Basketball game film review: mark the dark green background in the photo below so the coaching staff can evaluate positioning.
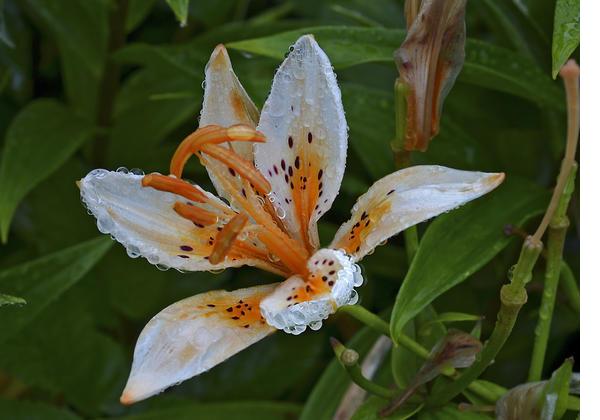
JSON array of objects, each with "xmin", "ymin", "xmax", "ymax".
[{"xmin": 0, "ymin": 0, "xmax": 579, "ymax": 418}]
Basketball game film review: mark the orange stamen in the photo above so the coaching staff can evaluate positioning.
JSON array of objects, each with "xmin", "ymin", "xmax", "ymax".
[
  {"xmin": 200, "ymin": 144, "xmax": 271, "ymax": 195},
  {"xmin": 170, "ymin": 124, "xmax": 266, "ymax": 178},
  {"xmin": 142, "ymin": 173, "xmax": 207, "ymax": 202},
  {"xmin": 209, "ymin": 213, "xmax": 249, "ymax": 264},
  {"xmin": 173, "ymin": 202, "xmax": 218, "ymax": 227},
  {"xmin": 255, "ymin": 230, "xmax": 308, "ymax": 276},
  {"xmin": 208, "ymin": 165, "xmax": 309, "ymax": 274}
]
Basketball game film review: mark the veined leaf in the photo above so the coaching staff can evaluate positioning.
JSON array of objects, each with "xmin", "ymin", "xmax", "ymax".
[
  {"xmin": 165, "ymin": 0, "xmax": 189, "ymax": 26},
  {"xmin": 0, "ymin": 236, "xmax": 112, "ymax": 343},
  {"xmin": 227, "ymin": 26, "xmax": 563, "ymax": 109},
  {"xmin": 113, "ymin": 401, "xmax": 301, "ymax": 419},
  {"xmin": 390, "ymin": 178, "xmax": 549, "ymax": 343},
  {"xmin": 551, "ymin": 0, "xmax": 579, "ymax": 78},
  {"xmin": 0, "ymin": 99, "xmax": 96, "ymax": 242}
]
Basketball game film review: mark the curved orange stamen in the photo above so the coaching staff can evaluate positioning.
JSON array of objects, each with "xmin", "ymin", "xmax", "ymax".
[
  {"xmin": 142, "ymin": 173, "xmax": 207, "ymax": 202},
  {"xmin": 209, "ymin": 213, "xmax": 249, "ymax": 264},
  {"xmin": 173, "ymin": 202, "xmax": 218, "ymax": 227},
  {"xmin": 200, "ymin": 144, "xmax": 271, "ymax": 195},
  {"xmin": 170, "ymin": 124, "xmax": 266, "ymax": 178}
]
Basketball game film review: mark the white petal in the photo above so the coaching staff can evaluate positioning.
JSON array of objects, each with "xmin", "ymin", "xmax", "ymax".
[
  {"xmin": 79, "ymin": 169, "xmax": 272, "ymax": 272},
  {"xmin": 260, "ymin": 249, "xmax": 362, "ymax": 335},
  {"xmin": 199, "ymin": 45, "xmax": 259, "ymax": 202},
  {"xmin": 120, "ymin": 284, "xmax": 277, "ymax": 404},
  {"xmin": 255, "ymin": 35, "xmax": 348, "ymax": 251},
  {"xmin": 331, "ymin": 165, "xmax": 505, "ymax": 261}
]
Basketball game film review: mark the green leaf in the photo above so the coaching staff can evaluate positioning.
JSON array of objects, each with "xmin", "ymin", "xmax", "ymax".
[
  {"xmin": 114, "ymin": 401, "xmax": 301, "ymax": 419},
  {"xmin": 0, "ymin": 99, "xmax": 96, "ymax": 242},
  {"xmin": 352, "ymin": 396, "xmax": 423, "ymax": 420},
  {"xmin": 165, "ymin": 0, "xmax": 189, "ymax": 26},
  {"xmin": 552, "ymin": 0, "xmax": 579, "ymax": 78},
  {"xmin": 0, "ymin": 236, "xmax": 112, "ymax": 343},
  {"xmin": 300, "ymin": 327, "xmax": 380, "ymax": 420},
  {"xmin": 227, "ymin": 26, "xmax": 563, "ymax": 109},
  {"xmin": 341, "ymin": 83, "xmax": 395, "ymax": 181},
  {"xmin": 0, "ymin": 298, "xmax": 127, "ymax": 415},
  {"xmin": 417, "ymin": 404, "xmax": 491, "ymax": 419},
  {"xmin": 420, "ymin": 312, "xmax": 483, "ymax": 332},
  {"xmin": 0, "ymin": 399, "xmax": 81, "ymax": 420},
  {"xmin": 539, "ymin": 358, "xmax": 573, "ymax": 419},
  {"xmin": 391, "ymin": 306, "xmax": 446, "ymax": 388},
  {"xmin": 390, "ymin": 178, "xmax": 549, "ymax": 343},
  {"xmin": 0, "ymin": 292, "xmax": 26, "ymax": 307},
  {"xmin": 23, "ymin": 0, "xmax": 108, "ymax": 116}
]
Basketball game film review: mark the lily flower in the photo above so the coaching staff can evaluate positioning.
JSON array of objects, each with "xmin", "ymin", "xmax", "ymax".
[{"xmin": 78, "ymin": 35, "xmax": 504, "ymax": 405}]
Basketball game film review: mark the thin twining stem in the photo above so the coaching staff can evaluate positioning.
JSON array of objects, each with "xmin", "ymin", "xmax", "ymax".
[{"xmin": 532, "ymin": 60, "xmax": 580, "ymax": 242}]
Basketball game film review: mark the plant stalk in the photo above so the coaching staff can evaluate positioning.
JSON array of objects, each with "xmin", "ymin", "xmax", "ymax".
[
  {"xmin": 426, "ymin": 237, "xmax": 543, "ymax": 406},
  {"xmin": 340, "ymin": 305, "xmax": 506, "ymax": 404},
  {"xmin": 330, "ymin": 338, "xmax": 396, "ymax": 399},
  {"xmin": 529, "ymin": 164, "xmax": 577, "ymax": 381}
]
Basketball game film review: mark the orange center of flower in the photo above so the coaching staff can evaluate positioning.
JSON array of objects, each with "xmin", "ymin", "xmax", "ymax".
[{"xmin": 142, "ymin": 124, "xmax": 310, "ymax": 276}]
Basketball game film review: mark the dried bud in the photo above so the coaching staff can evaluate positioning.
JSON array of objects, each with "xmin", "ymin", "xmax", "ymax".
[{"xmin": 395, "ymin": 0, "xmax": 467, "ymax": 151}]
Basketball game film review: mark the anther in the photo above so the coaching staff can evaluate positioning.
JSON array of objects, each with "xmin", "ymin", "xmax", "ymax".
[
  {"xmin": 142, "ymin": 174, "xmax": 207, "ymax": 202},
  {"xmin": 209, "ymin": 213, "xmax": 249, "ymax": 264},
  {"xmin": 173, "ymin": 202, "xmax": 218, "ymax": 226}
]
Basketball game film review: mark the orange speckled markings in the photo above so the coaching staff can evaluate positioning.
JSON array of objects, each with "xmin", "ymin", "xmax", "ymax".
[
  {"xmin": 200, "ymin": 292, "xmax": 268, "ymax": 329},
  {"xmin": 336, "ymin": 200, "xmax": 392, "ymax": 255}
]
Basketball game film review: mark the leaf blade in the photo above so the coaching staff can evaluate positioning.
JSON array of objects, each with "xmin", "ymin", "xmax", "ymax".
[
  {"xmin": 0, "ymin": 236, "xmax": 113, "ymax": 343},
  {"xmin": 390, "ymin": 178, "xmax": 549, "ymax": 343},
  {"xmin": 552, "ymin": 0, "xmax": 579, "ymax": 78},
  {"xmin": 0, "ymin": 99, "xmax": 95, "ymax": 242},
  {"xmin": 165, "ymin": 0, "xmax": 189, "ymax": 26},
  {"xmin": 227, "ymin": 26, "xmax": 563, "ymax": 109}
]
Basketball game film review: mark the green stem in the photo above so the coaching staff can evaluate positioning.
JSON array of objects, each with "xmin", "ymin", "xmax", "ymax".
[
  {"xmin": 340, "ymin": 305, "xmax": 502, "ymax": 404},
  {"xmin": 529, "ymin": 165, "xmax": 577, "ymax": 381},
  {"xmin": 331, "ymin": 338, "xmax": 396, "ymax": 399},
  {"xmin": 338, "ymin": 305, "xmax": 391, "ymax": 337},
  {"xmin": 427, "ymin": 237, "xmax": 542, "ymax": 406}
]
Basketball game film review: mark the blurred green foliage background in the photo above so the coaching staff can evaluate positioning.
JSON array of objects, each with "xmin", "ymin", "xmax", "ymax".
[{"xmin": 0, "ymin": 0, "xmax": 579, "ymax": 418}]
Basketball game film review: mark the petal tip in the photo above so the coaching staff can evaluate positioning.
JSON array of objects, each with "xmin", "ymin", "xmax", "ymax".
[
  {"xmin": 119, "ymin": 390, "xmax": 136, "ymax": 406},
  {"xmin": 487, "ymin": 172, "xmax": 506, "ymax": 188},
  {"xmin": 208, "ymin": 44, "xmax": 231, "ymax": 70}
]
